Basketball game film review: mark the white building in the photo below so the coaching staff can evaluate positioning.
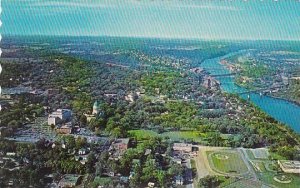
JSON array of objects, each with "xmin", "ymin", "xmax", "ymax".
[
  {"xmin": 48, "ymin": 109, "xmax": 72, "ymax": 126},
  {"xmin": 173, "ymin": 143, "xmax": 193, "ymax": 153}
]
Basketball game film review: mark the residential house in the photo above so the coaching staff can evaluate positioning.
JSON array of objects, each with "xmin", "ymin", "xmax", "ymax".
[
  {"xmin": 58, "ymin": 174, "xmax": 81, "ymax": 188},
  {"xmin": 175, "ymin": 175, "xmax": 184, "ymax": 185}
]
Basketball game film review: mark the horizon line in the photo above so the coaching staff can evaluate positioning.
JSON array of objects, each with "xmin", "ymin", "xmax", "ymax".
[{"xmin": 2, "ymin": 33, "xmax": 300, "ymax": 43}]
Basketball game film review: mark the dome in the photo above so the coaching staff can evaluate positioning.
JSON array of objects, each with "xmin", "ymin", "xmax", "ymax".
[
  {"xmin": 92, "ymin": 101, "xmax": 100, "ymax": 115},
  {"xmin": 93, "ymin": 101, "xmax": 100, "ymax": 108}
]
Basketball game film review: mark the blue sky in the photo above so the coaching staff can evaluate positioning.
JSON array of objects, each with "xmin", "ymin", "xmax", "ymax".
[{"xmin": 2, "ymin": 0, "xmax": 300, "ymax": 40}]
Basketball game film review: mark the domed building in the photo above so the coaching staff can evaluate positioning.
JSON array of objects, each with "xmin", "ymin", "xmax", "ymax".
[
  {"xmin": 85, "ymin": 101, "xmax": 103, "ymax": 122},
  {"xmin": 92, "ymin": 101, "xmax": 100, "ymax": 115}
]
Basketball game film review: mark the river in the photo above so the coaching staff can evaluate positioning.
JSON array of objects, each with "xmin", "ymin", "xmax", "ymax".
[{"xmin": 200, "ymin": 51, "xmax": 300, "ymax": 133}]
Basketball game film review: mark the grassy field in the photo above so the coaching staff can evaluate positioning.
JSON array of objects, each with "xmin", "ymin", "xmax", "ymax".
[
  {"xmin": 258, "ymin": 172, "xmax": 300, "ymax": 188},
  {"xmin": 91, "ymin": 177, "xmax": 112, "ymax": 188},
  {"xmin": 128, "ymin": 129, "xmax": 204, "ymax": 142},
  {"xmin": 223, "ymin": 179, "xmax": 262, "ymax": 188},
  {"xmin": 161, "ymin": 131, "xmax": 204, "ymax": 142},
  {"xmin": 207, "ymin": 150, "xmax": 248, "ymax": 175},
  {"xmin": 128, "ymin": 129, "xmax": 159, "ymax": 140},
  {"xmin": 251, "ymin": 161, "xmax": 267, "ymax": 172}
]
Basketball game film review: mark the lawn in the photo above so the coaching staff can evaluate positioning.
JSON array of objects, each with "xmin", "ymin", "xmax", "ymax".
[
  {"xmin": 161, "ymin": 131, "xmax": 204, "ymax": 142},
  {"xmin": 245, "ymin": 149, "xmax": 255, "ymax": 160},
  {"xmin": 207, "ymin": 150, "xmax": 248, "ymax": 175},
  {"xmin": 91, "ymin": 177, "xmax": 112, "ymax": 188},
  {"xmin": 251, "ymin": 161, "xmax": 267, "ymax": 172},
  {"xmin": 224, "ymin": 179, "xmax": 262, "ymax": 188},
  {"xmin": 258, "ymin": 172, "xmax": 300, "ymax": 188},
  {"xmin": 128, "ymin": 129, "xmax": 159, "ymax": 140},
  {"xmin": 128, "ymin": 129, "xmax": 204, "ymax": 142},
  {"xmin": 249, "ymin": 148, "xmax": 269, "ymax": 159}
]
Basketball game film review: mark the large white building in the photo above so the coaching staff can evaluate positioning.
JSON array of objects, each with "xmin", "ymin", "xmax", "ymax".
[
  {"xmin": 48, "ymin": 109, "xmax": 72, "ymax": 126},
  {"xmin": 173, "ymin": 143, "xmax": 193, "ymax": 153}
]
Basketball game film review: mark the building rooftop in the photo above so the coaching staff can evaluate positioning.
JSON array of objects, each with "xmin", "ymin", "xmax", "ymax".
[
  {"xmin": 58, "ymin": 174, "xmax": 81, "ymax": 186},
  {"xmin": 115, "ymin": 138, "xmax": 130, "ymax": 145},
  {"xmin": 173, "ymin": 143, "xmax": 193, "ymax": 147}
]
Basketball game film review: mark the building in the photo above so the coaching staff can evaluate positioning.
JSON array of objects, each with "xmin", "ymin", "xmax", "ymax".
[
  {"xmin": 173, "ymin": 158, "xmax": 182, "ymax": 165},
  {"xmin": 78, "ymin": 148, "xmax": 88, "ymax": 155},
  {"xmin": 110, "ymin": 138, "xmax": 130, "ymax": 151},
  {"xmin": 92, "ymin": 101, "xmax": 100, "ymax": 115},
  {"xmin": 147, "ymin": 182, "xmax": 155, "ymax": 188},
  {"xmin": 58, "ymin": 174, "xmax": 81, "ymax": 188},
  {"xmin": 85, "ymin": 101, "xmax": 103, "ymax": 122},
  {"xmin": 85, "ymin": 114, "xmax": 96, "ymax": 123},
  {"xmin": 278, "ymin": 160, "xmax": 300, "ymax": 174},
  {"xmin": 56, "ymin": 122, "xmax": 73, "ymax": 134},
  {"xmin": 48, "ymin": 109, "xmax": 72, "ymax": 126},
  {"xmin": 109, "ymin": 138, "xmax": 130, "ymax": 159},
  {"xmin": 175, "ymin": 175, "xmax": 184, "ymax": 185},
  {"xmin": 173, "ymin": 143, "xmax": 193, "ymax": 153},
  {"xmin": 125, "ymin": 93, "xmax": 139, "ymax": 103}
]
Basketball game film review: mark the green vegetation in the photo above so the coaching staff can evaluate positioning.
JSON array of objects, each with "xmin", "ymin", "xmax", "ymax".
[
  {"xmin": 1, "ymin": 40, "xmax": 300, "ymax": 187},
  {"xmin": 258, "ymin": 172, "xmax": 300, "ymax": 188},
  {"xmin": 129, "ymin": 129, "xmax": 204, "ymax": 142},
  {"xmin": 91, "ymin": 177, "xmax": 114, "ymax": 188},
  {"xmin": 198, "ymin": 175, "xmax": 220, "ymax": 188},
  {"xmin": 207, "ymin": 151, "xmax": 248, "ymax": 174},
  {"xmin": 274, "ymin": 79, "xmax": 300, "ymax": 105}
]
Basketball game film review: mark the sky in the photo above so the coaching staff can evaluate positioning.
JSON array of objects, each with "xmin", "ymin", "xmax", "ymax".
[{"xmin": 1, "ymin": 0, "xmax": 300, "ymax": 41}]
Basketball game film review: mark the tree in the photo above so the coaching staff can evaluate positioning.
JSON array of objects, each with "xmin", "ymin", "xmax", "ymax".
[
  {"xmin": 198, "ymin": 175, "xmax": 219, "ymax": 188},
  {"xmin": 111, "ymin": 127, "xmax": 122, "ymax": 138},
  {"xmin": 86, "ymin": 152, "xmax": 96, "ymax": 173},
  {"xmin": 156, "ymin": 170, "xmax": 166, "ymax": 187},
  {"xmin": 95, "ymin": 162, "xmax": 103, "ymax": 176},
  {"xmin": 168, "ymin": 163, "xmax": 183, "ymax": 177},
  {"xmin": 130, "ymin": 164, "xmax": 142, "ymax": 188},
  {"xmin": 76, "ymin": 137, "xmax": 87, "ymax": 149},
  {"xmin": 141, "ymin": 156, "xmax": 156, "ymax": 182}
]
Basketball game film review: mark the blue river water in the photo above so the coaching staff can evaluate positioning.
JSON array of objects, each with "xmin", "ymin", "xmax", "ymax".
[{"xmin": 200, "ymin": 51, "xmax": 300, "ymax": 133}]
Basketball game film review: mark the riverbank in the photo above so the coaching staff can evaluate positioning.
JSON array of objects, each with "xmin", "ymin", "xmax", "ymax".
[{"xmin": 200, "ymin": 51, "xmax": 300, "ymax": 133}]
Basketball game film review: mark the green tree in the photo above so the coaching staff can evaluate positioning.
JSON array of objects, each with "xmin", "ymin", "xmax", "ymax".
[{"xmin": 198, "ymin": 175, "xmax": 219, "ymax": 188}]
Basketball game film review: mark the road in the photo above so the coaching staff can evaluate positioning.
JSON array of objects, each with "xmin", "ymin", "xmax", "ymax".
[
  {"xmin": 185, "ymin": 159, "xmax": 194, "ymax": 188},
  {"xmin": 239, "ymin": 148, "xmax": 258, "ymax": 181}
]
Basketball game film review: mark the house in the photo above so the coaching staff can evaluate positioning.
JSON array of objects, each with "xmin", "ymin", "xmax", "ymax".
[
  {"xmin": 120, "ymin": 176, "xmax": 129, "ymax": 184},
  {"xmin": 58, "ymin": 174, "xmax": 81, "ymax": 188},
  {"xmin": 78, "ymin": 148, "xmax": 88, "ymax": 155},
  {"xmin": 110, "ymin": 138, "xmax": 130, "ymax": 151},
  {"xmin": 147, "ymin": 182, "xmax": 155, "ymax": 188},
  {"xmin": 109, "ymin": 138, "xmax": 130, "ymax": 160},
  {"xmin": 144, "ymin": 149, "xmax": 152, "ymax": 156},
  {"xmin": 48, "ymin": 109, "xmax": 72, "ymax": 126},
  {"xmin": 173, "ymin": 158, "xmax": 182, "ymax": 165},
  {"xmin": 85, "ymin": 114, "xmax": 96, "ymax": 123},
  {"xmin": 175, "ymin": 175, "xmax": 184, "ymax": 185},
  {"xmin": 125, "ymin": 93, "xmax": 139, "ymax": 103},
  {"xmin": 173, "ymin": 143, "xmax": 193, "ymax": 153},
  {"xmin": 6, "ymin": 152, "xmax": 16, "ymax": 157},
  {"xmin": 75, "ymin": 155, "xmax": 88, "ymax": 165}
]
